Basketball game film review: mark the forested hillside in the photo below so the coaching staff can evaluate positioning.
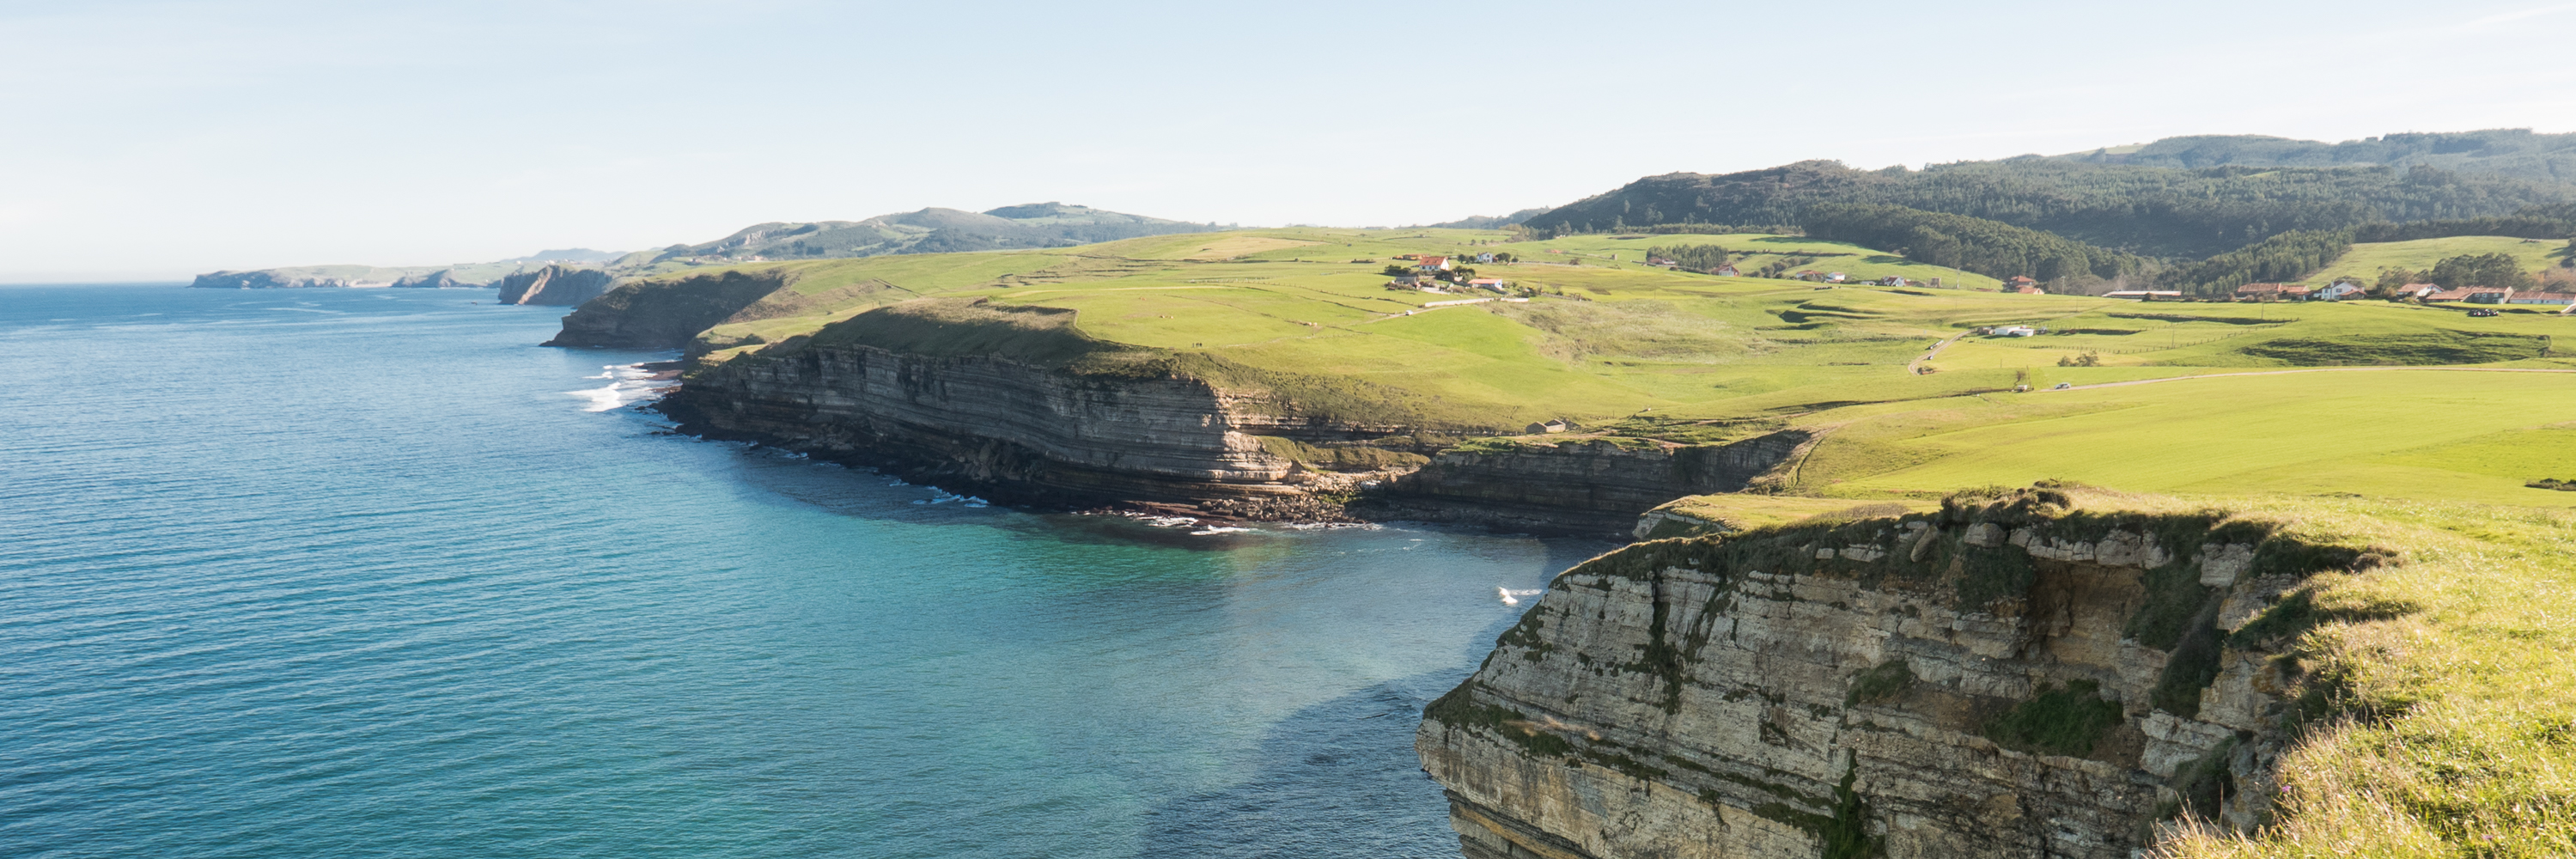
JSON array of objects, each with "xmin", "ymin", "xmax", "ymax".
[
  {"xmin": 1524, "ymin": 157, "xmax": 2576, "ymax": 258},
  {"xmin": 2058, "ymin": 129, "xmax": 2576, "ymax": 184},
  {"xmin": 1800, "ymin": 204, "xmax": 2142, "ymax": 283}
]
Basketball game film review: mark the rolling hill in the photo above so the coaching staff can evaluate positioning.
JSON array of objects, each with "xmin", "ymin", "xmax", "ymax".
[
  {"xmin": 645, "ymin": 203, "xmax": 1219, "ymax": 265},
  {"xmin": 1523, "ymin": 143, "xmax": 2576, "ymax": 258},
  {"xmin": 2056, "ymin": 128, "xmax": 2576, "ymax": 183}
]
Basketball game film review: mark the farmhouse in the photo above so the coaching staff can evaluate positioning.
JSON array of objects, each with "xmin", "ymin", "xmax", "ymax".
[
  {"xmin": 1475, "ymin": 252, "xmax": 1495, "ymax": 264},
  {"xmin": 2234, "ymin": 283, "xmax": 2311, "ymax": 301},
  {"xmin": 1468, "ymin": 278, "xmax": 1510, "ymax": 292},
  {"xmin": 1824, "ymin": 271, "xmax": 1848, "ymax": 283},
  {"xmin": 1416, "ymin": 255, "xmax": 1452, "ymax": 271},
  {"xmin": 1879, "ymin": 276, "xmax": 1908, "ymax": 287},
  {"xmin": 2003, "ymin": 276, "xmax": 2037, "ymax": 291},
  {"xmin": 2309, "ymin": 283, "xmax": 2366, "ymax": 301},
  {"xmin": 1712, "ymin": 264, "xmax": 1739, "ymax": 277},
  {"xmin": 2506, "ymin": 291, "xmax": 2576, "ymax": 305},
  {"xmin": 1524, "ymin": 419, "xmax": 1570, "ymax": 434}
]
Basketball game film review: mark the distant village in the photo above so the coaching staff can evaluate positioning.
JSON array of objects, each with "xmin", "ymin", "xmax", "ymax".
[{"xmin": 2231, "ymin": 280, "xmax": 2576, "ymax": 311}]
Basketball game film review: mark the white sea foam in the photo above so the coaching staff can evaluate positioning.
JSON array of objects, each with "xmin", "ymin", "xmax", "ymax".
[
  {"xmin": 1191, "ymin": 527, "xmax": 1251, "ymax": 535},
  {"xmin": 565, "ymin": 362, "xmax": 679, "ymax": 412},
  {"xmin": 1498, "ymin": 588, "xmax": 1545, "ymax": 606}
]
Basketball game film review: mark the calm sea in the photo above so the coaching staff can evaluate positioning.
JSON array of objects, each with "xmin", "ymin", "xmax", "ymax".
[{"xmin": 0, "ymin": 285, "xmax": 1601, "ymax": 858}]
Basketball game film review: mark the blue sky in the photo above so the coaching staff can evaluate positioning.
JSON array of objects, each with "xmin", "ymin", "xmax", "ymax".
[{"xmin": 4, "ymin": 0, "xmax": 2574, "ymax": 280}]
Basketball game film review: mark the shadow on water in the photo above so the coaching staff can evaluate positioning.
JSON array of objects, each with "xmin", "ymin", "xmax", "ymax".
[
  {"xmin": 1135, "ymin": 667, "xmax": 1478, "ymax": 859},
  {"xmin": 1131, "ymin": 538, "xmax": 1607, "ymax": 857}
]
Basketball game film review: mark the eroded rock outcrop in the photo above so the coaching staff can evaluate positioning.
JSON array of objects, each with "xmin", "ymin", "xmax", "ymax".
[
  {"xmin": 495, "ymin": 265, "xmax": 612, "ymax": 307},
  {"xmin": 546, "ymin": 270, "xmax": 795, "ymax": 349},
  {"xmin": 1419, "ymin": 486, "xmax": 2378, "ymax": 858}
]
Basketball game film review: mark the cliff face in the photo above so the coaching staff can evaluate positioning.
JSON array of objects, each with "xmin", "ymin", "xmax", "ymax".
[
  {"xmin": 495, "ymin": 265, "xmax": 612, "ymax": 307},
  {"xmin": 545, "ymin": 270, "xmax": 792, "ymax": 349},
  {"xmin": 664, "ymin": 340, "xmax": 1369, "ymax": 516},
  {"xmin": 392, "ymin": 270, "xmax": 461, "ymax": 289},
  {"xmin": 662, "ymin": 299, "xmax": 1810, "ymax": 528},
  {"xmin": 1370, "ymin": 432, "xmax": 1814, "ymax": 534},
  {"xmin": 1420, "ymin": 488, "xmax": 2369, "ymax": 858}
]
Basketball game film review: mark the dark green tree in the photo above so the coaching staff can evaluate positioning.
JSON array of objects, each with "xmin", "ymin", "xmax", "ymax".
[{"xmin": 2427, "ymin": 253, "xmax": 2531, "ymax": 289}]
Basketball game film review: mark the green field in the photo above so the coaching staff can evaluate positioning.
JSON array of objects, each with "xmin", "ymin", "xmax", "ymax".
[
  {"xmin": 661, "ymin": 227, "xmax": 2576, "ymax": 509},
  {"xmin": 2316, "ymin": 235, "xmax": 2573, "ymax": 284}
]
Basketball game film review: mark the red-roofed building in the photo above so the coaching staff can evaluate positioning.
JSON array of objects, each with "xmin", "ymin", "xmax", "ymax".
[{"xmin": 1416, "ymin": 255, "xmax": 1452, "ymax": 271}]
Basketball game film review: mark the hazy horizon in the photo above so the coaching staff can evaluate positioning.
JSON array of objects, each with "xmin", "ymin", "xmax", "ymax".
[{"xmin": 6, "ymin": 0, "xmax": 2574, "ymax": 282}]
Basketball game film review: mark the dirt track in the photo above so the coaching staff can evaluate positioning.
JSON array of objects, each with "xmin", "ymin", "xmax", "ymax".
[{"xmin": 2038, "ymin": 365, "xmax": 2576, "ymax": 393}]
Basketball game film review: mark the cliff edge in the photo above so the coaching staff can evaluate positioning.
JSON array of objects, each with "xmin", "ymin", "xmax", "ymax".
[
  {"xmin": 495, "ymin": 265, "xmax": 612, "ymax": 307},
  {"xmin": 659, "ymin": 297, "xmax": 1811, "ymax": 530},
  {"xmin": 1419, "ymin": 485, "xmax": 2388, "ymax": 857}
]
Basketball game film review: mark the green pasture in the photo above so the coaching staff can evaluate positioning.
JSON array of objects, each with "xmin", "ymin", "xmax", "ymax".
[
  {"xmin": 1788, "ymin": 370, "xmax": 2576, "ymax": 507},
  {"xmin": 2317, "ymin": 235, "xmax": 2573, "ymax": 283},
  {"xmin": 660, "ymin": 228, "xmax": 2575, "ymax": 498},
  {"xmin": 1917, "ymin": 298, "xmax": 2575, "ymax": 374}
]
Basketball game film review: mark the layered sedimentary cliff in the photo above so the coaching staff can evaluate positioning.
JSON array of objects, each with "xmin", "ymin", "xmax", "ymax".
[
  {"xmin": 1420, "ymin": 486, "xmax": 2374, "ymax": 858},
  {"xmin": 663, "ymin": 297, "xmax": 1808, "ymax": 528},
  {"xmin": 495, "ymin": 265, "xmax": 612, "ymax": 306},
  {"xmin": 661, "ymin": 298, "xmax": 1386, "ymax": 517},
  {"xmin": 1370, "ymin": 433, "xmax": 1815, "ymax": 534}
]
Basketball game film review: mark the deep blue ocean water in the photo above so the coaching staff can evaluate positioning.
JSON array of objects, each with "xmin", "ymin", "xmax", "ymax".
[{"xmin": 0, "ymin": 285, "xmax": 1604, "ymax": 858}]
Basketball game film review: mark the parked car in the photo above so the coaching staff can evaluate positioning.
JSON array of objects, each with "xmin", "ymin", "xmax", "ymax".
[
  {"xmin": 2468, "ymin": 308, "xmax": 2501, "ymax": 317},
  {"xmin": 2053, "ymin": 382, "xmax": 2073, "ymax": 390}
]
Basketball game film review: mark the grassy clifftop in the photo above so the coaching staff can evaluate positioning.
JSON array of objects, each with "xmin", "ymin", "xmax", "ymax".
[{"xmin": 636, "ymin": 225, "xmax": 2576, "ymax": 508}]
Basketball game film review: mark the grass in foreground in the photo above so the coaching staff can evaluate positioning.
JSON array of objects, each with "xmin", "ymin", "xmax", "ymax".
[{"xmin": 2148, "ymin": 497, "xmax": 2576, "ymax": 857}]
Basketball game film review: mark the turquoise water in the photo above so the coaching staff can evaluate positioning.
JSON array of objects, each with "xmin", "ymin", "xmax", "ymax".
[{"xmin": 0, "ymin": 286, "xmax": 1602, "ymax": 858}]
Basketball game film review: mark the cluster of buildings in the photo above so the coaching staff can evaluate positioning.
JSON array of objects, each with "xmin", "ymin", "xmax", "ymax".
[
  {"xmin": 1385, "ymin": 253, "xmax": 1513, "ymax": 294},
  {"xmin": 2233, "ymin": 282, "xmax": 2576, "ymax": 308}
]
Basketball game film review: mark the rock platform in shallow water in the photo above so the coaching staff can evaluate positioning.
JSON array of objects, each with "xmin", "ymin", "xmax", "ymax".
[{"xmin": 1419, "ymin": 486, "xmax": 2380, "ymax": 858}]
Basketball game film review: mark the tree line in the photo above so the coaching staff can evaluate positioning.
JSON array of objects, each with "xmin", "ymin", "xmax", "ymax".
[
  {"xmin": 2165, "ymin": 229, "xmax": 2357, "ymax": 294},
  {"xmin": 1518, "ymin": 159, "xmax": 2576, "ymax": 258},
  {"xmin": 2351, "ymin": 202, "xmax": 2576, "ymax": 242},
  {"xmin": 1643, "ymin": 244, "xmax": 1732, "ymax": 273},
  {"xmin": 1800, "ymin": 204, "xmax": 2143, "ymax": 283}
]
